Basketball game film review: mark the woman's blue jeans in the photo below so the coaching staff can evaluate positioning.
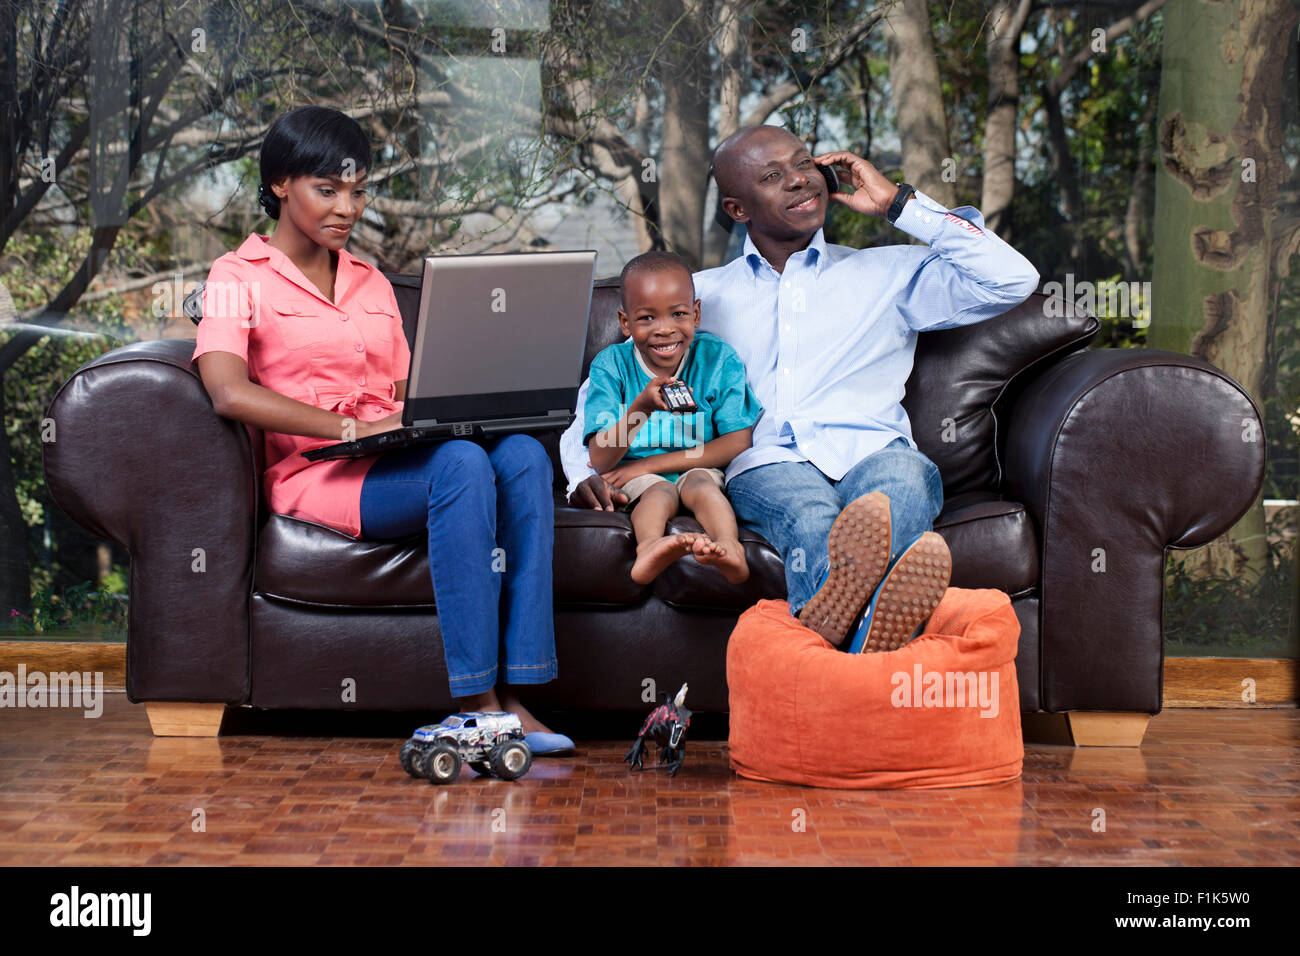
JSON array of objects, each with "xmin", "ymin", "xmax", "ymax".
[
  {"xmin": 359, "ymin": 435, "xmax": 557, "ymax": 698},
  {"xmin": 725, "ymin": 437, "xmax": 944, "ymax": 616}
]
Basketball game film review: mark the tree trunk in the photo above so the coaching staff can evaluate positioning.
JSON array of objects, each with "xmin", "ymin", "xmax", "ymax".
[
  {"xmin": 1042, "ymin": 79, "xmax": 1085, "ymax": 270},
  {"xmin": 655, "ymin": 0, "xmax": 712, "ymax": 271},
  {"xmin": 1149, "ymin": 0, "xmax": 1299, "ymax": 579},
  {"xmin": 0, "ymin": 366, "xmax": 31, "ymax": 619},
  {"xmin": 883, "ymin": 0, "xmax": 955, "ymax": 208},
  {"xmin": 1124, "ymin": 97, "xmax": 1159, "ymax": 282},
  {"xmin": 981, "ymin": 0, "xmax": 1031, "ymax": 238},
  {"xmin": 702, "ymin": 0, "xmax": 749, "ymax": 268},
  {"xmin": 0, "ymin": 0, "xmax": 16, "ymax": 231}
]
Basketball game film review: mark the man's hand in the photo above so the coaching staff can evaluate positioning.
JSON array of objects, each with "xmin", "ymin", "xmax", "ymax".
[
  {"xmin": 568, "ymin": 474, "xmax": 630, "ymax": 511},
  {"xmin": 814, "ymin": 150, "xmax": 904, "ymax": 219}
]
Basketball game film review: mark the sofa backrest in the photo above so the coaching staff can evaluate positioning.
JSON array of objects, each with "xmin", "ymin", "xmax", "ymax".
[{"xmin": 385, "ymin": 273, "xmax": 1096, "ymax": 498}]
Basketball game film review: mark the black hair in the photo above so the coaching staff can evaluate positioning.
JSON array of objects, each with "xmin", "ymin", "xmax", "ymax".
[
  {"xmin": 257, "ymin": 106, "xmax": 371, "ymax": 220},
  {"xmin": 619, "ymin": 250, "xmax": 695, "ymax": 311}
]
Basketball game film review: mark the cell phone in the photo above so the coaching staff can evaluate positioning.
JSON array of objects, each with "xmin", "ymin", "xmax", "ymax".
[
  {"xmin": 182, "ymin": 281, "xmax": 206, "ymax": 324},
  {"xmin": 820, "ymin": 163, "xmax": 840, "ymax": 194},
  {"xmin": 660, "ymin": 381, "xmax": 698, "ymax": 414}
]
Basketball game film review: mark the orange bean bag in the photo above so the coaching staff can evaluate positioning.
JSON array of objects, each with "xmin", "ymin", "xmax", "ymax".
[{"xmin": 727, "ymin": 588, "xmax": 1023, "ymax": 789}]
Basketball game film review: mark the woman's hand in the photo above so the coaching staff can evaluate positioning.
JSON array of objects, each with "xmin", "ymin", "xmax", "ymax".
[{"xmin": 356, "ymin": 412, "xmax": 404, "ymax": 440}]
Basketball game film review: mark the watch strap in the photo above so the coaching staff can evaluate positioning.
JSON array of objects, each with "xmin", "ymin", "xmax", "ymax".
[{"xmin": 887, "ymin": 183, "xmax": 915, "ymax": 224}]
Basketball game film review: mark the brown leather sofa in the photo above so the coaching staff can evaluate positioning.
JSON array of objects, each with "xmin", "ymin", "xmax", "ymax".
[{"xmin": 42, "ymin": 273, "xmax": 1265, "ymax": 744}]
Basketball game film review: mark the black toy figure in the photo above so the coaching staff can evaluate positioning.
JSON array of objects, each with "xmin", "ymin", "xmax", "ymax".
[{"xmin": 624, "ymin": 683, "xmax": 692, "ymax": 776}]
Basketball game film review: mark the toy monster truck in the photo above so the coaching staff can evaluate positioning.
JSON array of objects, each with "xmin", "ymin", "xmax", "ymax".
[{"xmin": 399, "ymin": 711, "xmax": 533, "ymax": 785}]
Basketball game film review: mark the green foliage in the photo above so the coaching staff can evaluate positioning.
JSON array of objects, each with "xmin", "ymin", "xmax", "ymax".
[
  {"xmin": 1019, "ymin": 9, "xmax": 1163, "ymax": 283},
  {"xmin": 2, "ymin": 580, "xmax": 127, "ymax": 639},
  {"xmin": 1263, "ymin": 270, "xmax": 1300, "ymax": 499},
  {"xmin": 2, "ymin": 325, "xmax": 121, "ymax": 540},
  {"xmin": 1087, "ymin": 270, "xmax": 1150, "ymax": 349},
  {"xmin": 1, "ymin": 230, "xmax": 123, "ymax": 615},
  {"xmin": 1164, "ymin": 533, "xmax": 1296, "ymax": 658}
]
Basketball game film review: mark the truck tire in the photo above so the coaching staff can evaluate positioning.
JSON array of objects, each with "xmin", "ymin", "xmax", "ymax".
[
  {"xmin": 423, "ymin": 744, "xmax": 461, "ymax": 785},
  {"xmin": 489, "ymin": 740, "xmax": 532, "ymax": 781}
]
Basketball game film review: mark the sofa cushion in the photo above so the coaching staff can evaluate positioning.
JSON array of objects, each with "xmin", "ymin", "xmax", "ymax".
[
  {"xmin": 257, "ymin": 513, "xmax": 437, "ymax": 608},
  {"xmin": 727, "ymin": 590, "xmax": 1024, "ymax": 789},
  {"xmin": 902, "ymin": 292, "xmax": 1097, "ymax": 497},
  {"xmin": 258, "ymin": 508, "xmax": 654, "ymax": 609},
  {"xmin": 255, "ymin": 495, "xmax": 1036, "ymax": 610},
  {"xmin": 936, "ymin": 492, "xmax": 1038, "ymax": 594},
  {"xmin": 652, "ymin": 515, "xmax": 788, "ymax": 610},
  {"xmin": 553, "ymin": 507, "xmax": 650, "ymax": 606}
]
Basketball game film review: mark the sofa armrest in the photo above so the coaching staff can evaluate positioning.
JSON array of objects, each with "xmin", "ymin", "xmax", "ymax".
[
  {"xmin": 42, "ymin": 339, "xmax": 257, "ymax": 704},
  {"xmin": 1003, "ymin": 348, "xmax": 1265, "ymax": 714}
]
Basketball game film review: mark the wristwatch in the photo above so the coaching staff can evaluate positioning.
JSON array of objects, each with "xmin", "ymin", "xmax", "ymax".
[{"xmin": 886, "ymin": 183, "xmax": 915, "ymax": 224}]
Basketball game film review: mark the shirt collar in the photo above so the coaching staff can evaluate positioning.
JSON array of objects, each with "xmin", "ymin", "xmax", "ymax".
[
  {"xmin": 234, "ymin": 233, "xmax": 367, "ymax": 307},
  {"xmin": 632, "ymin": 339, "xmax": 691, "ymax": 381},
  {"xmin": 742, "ymin": 227, "xmax": 827, "ymax": 278}
]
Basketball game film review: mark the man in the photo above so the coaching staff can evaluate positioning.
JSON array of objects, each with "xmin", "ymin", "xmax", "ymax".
[{"xmin": 562, "ymin": 125, "xmax": 1039, "ymax": 652}]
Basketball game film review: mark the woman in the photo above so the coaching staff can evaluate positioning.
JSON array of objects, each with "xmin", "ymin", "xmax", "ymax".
[{"xmin": 192, "ymin": 106, "xmax": 572, "ymax": 754}]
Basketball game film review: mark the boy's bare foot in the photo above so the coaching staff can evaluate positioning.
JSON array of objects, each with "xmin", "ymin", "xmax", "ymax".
[
  {"xmin": 694, "ymin": 537, "xmax": 750, "ymax": 584},
  {"xmin": 631, "ymin": 532, "xmax": 706, "ymax": 584}
]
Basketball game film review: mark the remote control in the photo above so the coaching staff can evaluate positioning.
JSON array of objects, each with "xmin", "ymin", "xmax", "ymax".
[{"xmin": 660, "ymin": 381, "xmax": 698, "ymax": 413}]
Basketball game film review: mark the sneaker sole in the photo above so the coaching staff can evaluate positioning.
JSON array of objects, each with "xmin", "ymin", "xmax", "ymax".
[
  {"xmin": 857, "ymin": 532, "xmax": 951, "ymax": 653},
  {"xmin": 797, "ymin": 492, "xmax": 892, "ymax": 646}
]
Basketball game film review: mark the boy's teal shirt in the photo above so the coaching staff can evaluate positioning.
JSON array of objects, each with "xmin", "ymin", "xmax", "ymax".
[{"xmin": 583, "ymin": 331, "xmax": 763, "ymax": 483}]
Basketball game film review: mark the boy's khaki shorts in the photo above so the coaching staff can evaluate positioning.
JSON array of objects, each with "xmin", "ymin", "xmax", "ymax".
[{"xmin": 621, "ymin": 467, "xmax": 726, "ymax": 506}]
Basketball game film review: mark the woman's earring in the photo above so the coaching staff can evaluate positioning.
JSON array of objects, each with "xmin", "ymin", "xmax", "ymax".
[{"xmin": 257, "ymin": 183, "xmax": 279, "ymax": 217}]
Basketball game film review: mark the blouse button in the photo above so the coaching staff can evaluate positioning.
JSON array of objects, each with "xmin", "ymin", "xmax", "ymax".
[
  {"xmin": 355, "ymin": 343, "xmax": 364, "ymax": 352},
  {"xmin": 341, "ymin": 315, "xmax": 349, "ymax": 321}
]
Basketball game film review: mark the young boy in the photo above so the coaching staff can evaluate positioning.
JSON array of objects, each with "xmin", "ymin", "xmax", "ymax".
[{"xmin": 585, "ymin": 251, "xmax": 762, "ymax": 585}]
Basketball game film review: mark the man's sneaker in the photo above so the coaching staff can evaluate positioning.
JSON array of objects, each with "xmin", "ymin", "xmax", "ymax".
[
  {"xmin": 796, "ymin": 492, "xmax": 892, "ymax": 646},
  {"xmin": 846, "ymin": 532, "xmax": 951, "ymax": 654}
]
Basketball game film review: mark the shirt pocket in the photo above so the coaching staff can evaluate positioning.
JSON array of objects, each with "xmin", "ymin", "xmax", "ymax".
[
  {"xmin": 271, "ymin": 303, "xmax": 333, "ymax": 352},
  {"xmin": 359, "ymin": 303, "xmax": 396, "ymax": 354}
]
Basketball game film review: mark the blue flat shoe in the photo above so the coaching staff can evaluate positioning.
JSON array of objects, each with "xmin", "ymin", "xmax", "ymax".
[{"xmin": 524, "ymin": 731, "xmax": 576, "ymax": 756}]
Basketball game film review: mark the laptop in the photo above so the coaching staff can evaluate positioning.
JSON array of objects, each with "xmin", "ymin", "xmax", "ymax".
[{"xmin": 301, "ymin": 249, "xmax": 597, "ymax": 462}]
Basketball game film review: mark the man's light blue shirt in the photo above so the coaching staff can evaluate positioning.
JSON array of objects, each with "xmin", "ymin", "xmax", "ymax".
[{"xmin": 561, "ymin": 188, "xmax": 1041, "ymax": 495}]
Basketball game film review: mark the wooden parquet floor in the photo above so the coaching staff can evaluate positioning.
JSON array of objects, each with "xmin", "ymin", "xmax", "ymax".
[{"xmin": 0, "ymin": 695, "xmax": 1296, "ymax": 866}]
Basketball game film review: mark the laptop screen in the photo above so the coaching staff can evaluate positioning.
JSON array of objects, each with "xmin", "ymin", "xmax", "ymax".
[{"xmin": 405, "ymin": 250, "xmax": 596, "ymax": 425}]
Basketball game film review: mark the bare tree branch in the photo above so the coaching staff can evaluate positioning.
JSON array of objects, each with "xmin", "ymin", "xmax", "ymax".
[{"xmin": 741, "ymin": 11, "xmax": 886, "ymax": 127}]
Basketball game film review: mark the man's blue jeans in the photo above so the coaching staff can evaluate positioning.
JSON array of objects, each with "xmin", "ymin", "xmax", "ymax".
[
  {"xmin": 359, "ymin": 435, "xmax": 557, "ymax": 698},
  {"xmin": 726, "ymin": 438, "xmax": 944, "ymax": 616}
]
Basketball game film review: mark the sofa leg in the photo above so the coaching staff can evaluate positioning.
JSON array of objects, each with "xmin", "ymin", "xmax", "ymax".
[
  {"xmin": 1066, "ymin": 711, "xmax": 1151, "ymax": 747},
  {"xmin": 145, "ymin": 702, "xmax": 226, "ymax": 737}
]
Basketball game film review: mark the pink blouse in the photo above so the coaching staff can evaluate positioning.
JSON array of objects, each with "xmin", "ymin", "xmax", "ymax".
[{"xmin": 191, "ymin": 234, "xmax": 412, "ymax": 538}]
